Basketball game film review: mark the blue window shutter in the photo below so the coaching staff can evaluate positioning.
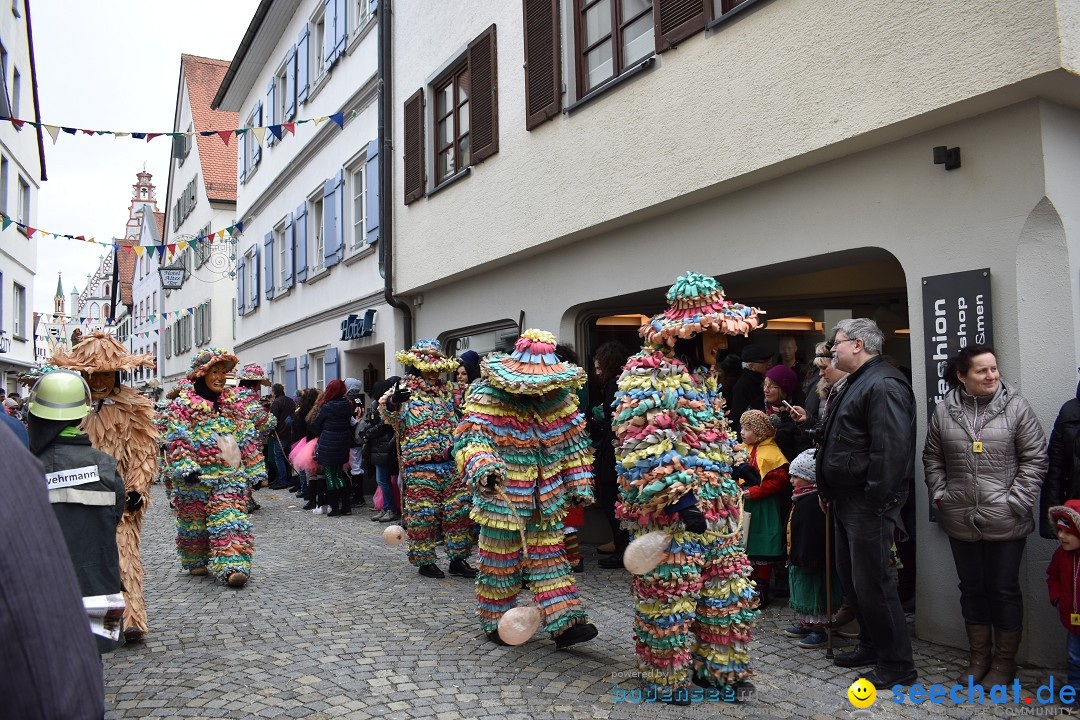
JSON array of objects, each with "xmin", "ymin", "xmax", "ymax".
[
  {"xmin": 284, "ymin": 213, "xmax": 295, "ymax": 288},
  {"xmin": 369, "ymin": 0, "xmax": 378, "ymax": 15},
  {"xmin": 365, "ymin": 139, "xmax": 379, "ymax": 244},
  {"xmin": 266, "ymin": 78, "xmax": 277, "ymax": 147},
  {"xmin": 300, "ymin": 354, "xmax": 309, "ymax": 387},
  {"xmin": 251, "ymin": 246, "xmax": 261, "ymax": 309},
  {"xmin": 325, "ymin": 347, "xmax": 339, "ymax": 381},
  {"xmin": 285, "ymin": 356, "xmax": 297, "ymax": 396},
  {"xmin": 252, "ymin": 102, "xmax": 262, "ymax": 165},
  {"xmin": 324, "ymin": 0, "xmax": 336, "ymax": 70},
  {"xmin": 295, "ymin": 201, "xmax": 308, "ymax": 282},
  {"xmin": 237, "ymin": 255, "xmax": 246, "ymax": 314},
  {"xmin": 335, "ymin": 0, "xmax": 348, "ymax": 58},
  {"xmin": 264, "ymin": 231, "xmax": 275, "ymax": 299},
  {"xmin": 285, "ymin": 46, "xmax": 297, "ymax": 120},
  {"xmin": 297, "ymin": 26, "xmax": 310, "ymax": 104},
  {"xmin": 267, "ymin": 363, "xmax": 274, "ymax": 382},
  {"xmin": 240, "ymin": 133, "xmax": 248, "ymax": 184},
  {"xmin": 335, "ymin": 169, "xmax": 345, "ymax": 262},
  {"xmin": 323, "ymin": 175, "xmax": 340, "ymax": 268}
]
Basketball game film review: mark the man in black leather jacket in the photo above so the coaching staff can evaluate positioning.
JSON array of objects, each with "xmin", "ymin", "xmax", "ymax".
[
  {"xmin": 816, "ymin": 318, "xmax": 917, "ymax": 688},
  {"xmin": 1040, "ymin": 378, "xmax": 1080, "ymax": 538}
]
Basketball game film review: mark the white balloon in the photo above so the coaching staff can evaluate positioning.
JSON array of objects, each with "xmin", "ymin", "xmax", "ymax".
[
  {"xmin": 624, "ymin": 531, "xmax": 672, "ymax": 575},
  {"xmin": 215, "ymin": 434, "xmax": 241, "ymax": 470},
  {"xmin": 383, "ymin": 525, "xmax": 406, "ymax": 546},
  {"xmin": 498, "ymin": 606, "xmax": 542, "ymax": 645}
]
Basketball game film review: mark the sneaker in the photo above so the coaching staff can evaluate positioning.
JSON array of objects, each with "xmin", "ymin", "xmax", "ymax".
[
  {"xmin": 381, "ymin": 512, "xmax": 401, "ymax": 523},
  {"xmin": 321, "ymin": 505, "xmax": 332, "ymax": 514},
  {"xmin": 554, "ymin": 622, "xmax": 598, "ymax": 649},
  {"xmin": 313, "ymin": 506, "xmax": 326, "ymax": 515},
  {"xmin": 784, "ymin": 624, "xmax": 812, "ymax": 638},
  {"xmin": 799, "ymin": 630, "xmax": 828, "ymax": 648},
  {"xmin": 370, "ymin": 510, "xmax": 387, "ymax": 522},
  {"xmin": 449, "ymin": 559, "xmax": 478, "ymax": 578},
  {"xmin": 419, "ymin": 564, "xmax": 445, "ymax": 579}
]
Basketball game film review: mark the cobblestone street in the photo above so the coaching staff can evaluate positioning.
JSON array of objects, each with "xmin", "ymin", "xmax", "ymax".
[{"xmin": 103, "ymin": 487, "xmax": 1066, "ymax": 720}]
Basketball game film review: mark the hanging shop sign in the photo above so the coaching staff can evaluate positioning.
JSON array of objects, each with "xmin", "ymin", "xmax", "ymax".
[
  {"xmin": 159, "ymin": 268, "xmax": 185, "ymax": 290},
  {"xmin": 0, "ymin": 330, "xmax": 10, "ymax": 353},
  {"xmin": 921, "ymin": 268, "xmax": 992, "ymax": 417},
  {"xmin": 340, "ymin": 308, "xmax": 376, "ymax": 341}
]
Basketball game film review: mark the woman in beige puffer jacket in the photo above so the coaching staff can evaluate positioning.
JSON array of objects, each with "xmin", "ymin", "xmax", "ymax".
[{"xmin": 923, "ymin": 345, "xmax": 1046, "ymax": 689}]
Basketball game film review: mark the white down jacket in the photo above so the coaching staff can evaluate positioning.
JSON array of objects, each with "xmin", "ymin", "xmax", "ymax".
[{"xmin": 923, "ymin": 381, "xmax": 1047, "ymax": 542}]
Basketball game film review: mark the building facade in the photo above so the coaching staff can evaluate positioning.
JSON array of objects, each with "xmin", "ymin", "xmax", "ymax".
[
  {"xmin": 0, "ymin": 0, "xmax": 45, "ymax": 392},
  {"xmin": 214, "ymin": 0, "xmax": 396, "ymax": 396},
  {"xmin": 160, "ymin": 54, "xmax": 240, "ymax": 389},
  {"xmin": 390, "ymin": 0, "xmax": 1080, "ymax": 663}
]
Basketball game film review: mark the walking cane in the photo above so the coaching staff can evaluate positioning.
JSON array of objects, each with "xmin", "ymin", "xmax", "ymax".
[{"xmin": 824, "ymin": 498, "xmax": 834, "ymax": 660}]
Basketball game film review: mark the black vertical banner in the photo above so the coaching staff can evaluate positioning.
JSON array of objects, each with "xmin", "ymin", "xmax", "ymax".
[{"xmin": 922, "ymin": 268, "xmax": 993, "ymax": 419}]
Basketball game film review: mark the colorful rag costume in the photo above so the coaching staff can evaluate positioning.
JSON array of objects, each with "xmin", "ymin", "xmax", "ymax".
[
  {"xmin": 454, "ymin": 329, "xmax": 597, "ymax": 642},
  {"xmin": 613, "ymin": 272, "xmax": 763, "ymax": 694},
  {"xmin": 380, "ymin": 340, "xmax": 473, "ymax": 567},
  {"xmin": 51, "ymin": 331, "xmax": 159, "ymax": 640},
  {"xmin": 161, "ymin": 348, "xmax": 258, "ymax": 584}
]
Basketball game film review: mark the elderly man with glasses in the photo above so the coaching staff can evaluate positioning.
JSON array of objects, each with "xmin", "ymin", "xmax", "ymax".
[{"xmin": 815, "ymin": 318, "xmax": 918, "ymax": 689}]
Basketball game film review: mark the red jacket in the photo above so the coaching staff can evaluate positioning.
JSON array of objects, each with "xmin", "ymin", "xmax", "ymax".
[{"xmin": 1047, "ymin": 546, "xmax": 1080, "ymax": 635}]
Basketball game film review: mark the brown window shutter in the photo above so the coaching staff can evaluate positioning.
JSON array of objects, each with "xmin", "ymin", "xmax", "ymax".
[
  {"xmin": 653, "ymin": 0, "xmax": 709, "ymax": 53},
  {"xmin": 522, "ymin": 0, "xmax": 560, "ymax": 131},
  {"xmin": 468, "ymin": 24, "xmax": 499, "ymax": 163},
  {"xmin": 403, "ymin": 87, "xmax": 425, "ymax": 205}
]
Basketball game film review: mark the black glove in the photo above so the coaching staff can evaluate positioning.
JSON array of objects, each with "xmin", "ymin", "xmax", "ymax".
[
  {"xmin": 679, "ymin": 505, "xmax": 707, "ymax": 534},
  {"xmin": 125, "ymin": 491, "xmax": 144, "ymax": 513},
  {"xmin": 182, "ymin": 470, "xmax": 202, "ymax": 485},
  {"xmin": 391, "ymin": 381, "xmax": 411, "ymax": 406},
  {"xmin": 732, "ymin": 463, "xmax": 761, "ymax": 487},
  {"xmin": 479, "ymin": 472, "xmax": 500, "ymax": 495}
]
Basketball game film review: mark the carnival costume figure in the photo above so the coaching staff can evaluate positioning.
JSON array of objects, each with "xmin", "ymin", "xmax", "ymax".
[
  {"xmin": 51, "ymin": 331, "xmax": 159, "ymax": 641},
  {"xmin": 234, "ymin": 364, "xmax": 276, "ymax": 511},
  {"xmin": 454, "ymin": 329, "xmax": 599, "ymax": 648},
  {"xmin": 380, "ymin": 339, "xmax": 476, "ymax": 578},
  {"xmin": 162, "ymin": 348, "xmax": 258, "ymax": 587},
  {"xmin": 613, "ymin": 272, "xmax": 763, "ymax": 701}
]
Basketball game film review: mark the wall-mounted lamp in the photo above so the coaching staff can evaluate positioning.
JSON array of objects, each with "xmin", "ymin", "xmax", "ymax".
[{"xmin": 933, "ymin": 145, "xmax": 961, "ymax": 171}]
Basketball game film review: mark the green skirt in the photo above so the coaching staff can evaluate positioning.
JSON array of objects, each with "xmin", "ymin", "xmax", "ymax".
[
  {"xmin": 788, "ymin": 565, "xmax": 843, "ymax": 617},
  {"xmin": 744, "ymin": 494, "xmax": 783, "ymax": 560}
]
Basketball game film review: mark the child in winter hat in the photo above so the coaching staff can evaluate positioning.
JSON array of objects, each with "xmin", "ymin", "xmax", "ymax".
[
  {"xmin": 738, "ymin": 409, "xmax": 788, "ymax": 609},
  {"xmin": 1048, "ymin": 499, "xmax": 1080, "ymax": 711}
]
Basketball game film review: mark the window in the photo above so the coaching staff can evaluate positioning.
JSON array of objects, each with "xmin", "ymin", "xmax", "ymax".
[
  {"xmin": 711, "ymin": 0, "xmax": 752, "ymax": 21},
  {"xmin": 0, "ymin": 42, "xmax": 8, "ymax": 117},
  {"xmin": 310, "ymin": 193, "xmax": 324, "ymax": 271},
  {"xmin": 196, "ymin": 222, "xmax": 211, "ymax": 267},
  {"xmin": 247, "ymin": 248, "xmax": 259, "ymax": 308},
  {"xmin": 575, "ymin": 0, "xmax": 653, "ymax": 93},
  {"xmin": 11, "ymin": 66, "xmax": 19, "ymax": 120},
  {"xmin": 275, "ymin": 223, "xmax": 288, "ymax": 289},
  {"xmin": 0, "ymin": 155, "xmax": 8, "ymax": 215},
  {"xmin": 16, "ymin": 175, "xmax": 28, "ymax": 225},
  {"xmin": 242, "ymin": 103, "xmax": 262, "ymax": 182},
  {"xmin": 12, "ymin": 282, "xmax": 24, "ymax": 337},
  {"xmin": 352, "ymin": 0, "xmax": 370, "ymax": 33},
  {"xmin": 434, "ymin": 64, "xmax": 470, "ymax": 184},
  {"xmin": 311, "ymin": 351, "xmax": 325, "ymax": 391},
  {"xmin": 274, "ymin": 359, "xmax": 286, "ymax": 385},
  {"xmin": 313, "ymin": 14, "xmax": 327, "ymax": 78},
  {"xmin": 164, "ymin": 325, "xmax": 172, "ymax": 358},
  {"xmin": 177, "ymin": 123, "xmax": 193, "ymax": 167},
  {"xmin": 350, "ymin": 163, "xmax": 366, "ymax": 248},
  {"xmin": 152, "ymin": 291, "xmax": 157, "ymax": 316}
]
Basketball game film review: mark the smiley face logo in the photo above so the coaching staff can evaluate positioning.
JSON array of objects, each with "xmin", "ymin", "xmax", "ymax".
[{"xmin": 848, "ymin": 677, "xmax": 877, "ymax": 708}]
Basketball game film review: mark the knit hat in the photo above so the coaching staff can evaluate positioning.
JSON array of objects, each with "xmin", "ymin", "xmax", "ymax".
[
  {"xmin": 740, "ymin": 344, "xmax": 772, "ymax": 364},
  {"xmin": 3, "ymin": 397, "xmax": 16, "ymax": 409},
  {"xmin": 640, "ymin": 271, "xmax": 763, "ymax": 346},
  {"xmin": 789, "ymin": 448, "xmax": 817, "ymax": 484},
  {"xmin": 236, "ymin": 363, "xmax": 271, "ymax": 386},
  {"xmin": 740, "ymin": 410, "xmax": 775, "ymax": 439},
  {"xmin": 186, "ymin": 348, "xmax": 239, "ymax": 380},
  {"xmin": 395, "ymin": 338, "xmax": 460, "ymax": 373},
  {"xmin": 50, "ymin": 329, "xmax": 155, "ymax": 373},
  {"xmin": 482, "ymin": 329, "xmax": 586, "ymax": 395},
  {"xmin": 459, "ymin": 350, "xmax": 480, "ymax": 366},
  {"xmin": 765, "ymin": 364, "xmax": 798, "ymax": 398},
  {"xmin": 1049, "ymin": 499, "xmax": 1080, "ymax": 537}
]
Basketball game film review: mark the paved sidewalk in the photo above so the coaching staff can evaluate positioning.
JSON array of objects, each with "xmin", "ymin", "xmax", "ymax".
[{"xmin": 103, "ymin": 487, "xmax": 1066, "ymax": 719}]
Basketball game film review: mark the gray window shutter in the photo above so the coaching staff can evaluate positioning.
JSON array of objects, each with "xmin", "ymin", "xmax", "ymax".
[
  {"xmin": 205, "ymin": 299, "xmax": 211, "ymax": 342},
  {"xmin": 266, "ymin": 78, "xmax": 277, "ymax": 147},
  {"xmin": 297, "ymin": 26, "xmax": 310, "ymax": 104},
  {"xmin": 264, "ymin": 231, "xmax": 275, "ymax": 299},
  {"xmin": 335, "ymin": 0, "xmax": 348, "ymax": 57},
  {"xmin": 365, "ymin": 139, "xmax": 379, "ymax": 244},
  {"xmin": 325, "ymin": 347, "xmax": 339, "ymax": 381},
  {"xmin": 237, "ymin": 255, "xmax": 246, "ymax": 314},
  {"xmin": 285, "ymin": 46, "xmax": 297, "ymax": 120},
  {"xmin": 285, "ymin": 356, "xmax": 298, "ymax": 396},
  {"xmin": 284, "ymin": 213, "xmax": 295, "ymax": 288},
  {"xmin": 295, "ymin": 201, "xmax": 308, "ymax": 282},
  {"xmin": 323, "ymin": 175, "xmax": 340, "ymax": 268},
  {"xmin": 369, "ymin": 0, "xmax": 378, "ymax": 15}
]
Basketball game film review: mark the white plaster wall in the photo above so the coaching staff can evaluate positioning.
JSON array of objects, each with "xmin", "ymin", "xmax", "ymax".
[{"xmin": 392, "ymin": 0, "xmax": 1076, "ymax": 294}]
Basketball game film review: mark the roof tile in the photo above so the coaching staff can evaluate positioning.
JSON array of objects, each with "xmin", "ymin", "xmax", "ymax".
[{"xmin": 181, "ymin": 55, "xmax": 239, "ymax": 204}]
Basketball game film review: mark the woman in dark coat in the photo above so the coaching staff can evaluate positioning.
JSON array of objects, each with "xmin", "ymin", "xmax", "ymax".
[
  {"xmin": 366, "ymin": 376, "xmax": 400, "ymax": 522},
  {"xmin": 1041, "ymin": 378, "xmax": 1080, "ymax": 539},
  {"xmin": 310, "ymin": 380, "xmax": 355, "ymax": 516}
]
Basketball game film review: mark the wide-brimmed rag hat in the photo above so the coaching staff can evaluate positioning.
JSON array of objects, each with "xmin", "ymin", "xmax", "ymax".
[
  {"xmin": 482, "ymin": 329, "xmax": 586, "ymax": 396},
  {"xmin": 641, "ymin": 271, "xmax": 763, "ymax": 346},
  {"xmin": 1049, "ymin": 500, "xmax": 1080, "ymax": 537},
  {"xmin": 395, "ymin": 339, "xmax": 460, "ymax": 373},
  {"xmin": 789, "ymin": 448, "xmax": 817, "ymax": 483},
  {"xmin": 187, "ymin": 348, "xmax": 239, "ymax": 380},
  {"xmin": 236, "ymin": 363, "xmax": 271, "ymax": 386},
  {"xmin": 740, "ymin": 410, "xmax": 776, "ymax": 439},
  {"xmin": 765, "ymin": 364, "xmax": 798, "ymax": 398},
  {"xmin": 50, "ymin": 330, "xmax": 156, "ymax": 374}
]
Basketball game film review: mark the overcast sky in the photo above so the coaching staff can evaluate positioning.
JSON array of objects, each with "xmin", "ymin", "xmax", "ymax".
[{"xmin": 30, "ymin": 0, "xmax": 259, "ymax": 313}]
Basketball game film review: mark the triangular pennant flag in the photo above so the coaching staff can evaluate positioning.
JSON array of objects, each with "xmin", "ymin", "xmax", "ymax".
[
  {"xmin": 329, "ymin": 113, "xmax": 344, "ymax": 129},
  {"xmin": 234, "ymin": 128, "xmax": 247, "ymax": 136},
  {"xmin": 199, "ymin": 131, "xmax": 215, "ymax": 137},
  {"xmin": 145, "ymin": 133, "xmax": 162, "ymax": 142},
  {"xmin": 62, "ymin": 127, "xmax": 77, "ymax": 135},
  {"xmin": 313, "ymin": 116, "xmax": 327, "ymax": 126},
  {"xmin": 133, "ymin": 245, "xmax": 144, "ymax": 257},
  {"xmin": 131, "ymin": 132, "xmax": 146, "ymax": 140},
  {"xmin": 167, "ymin": 243, "xmax": 176, "ymax": 255},
  {"xmin": 114, "ymin": 132, "xmax": 129, "ymax": 138},
  {"xmin": 43, "ymin": 124, "xmax": 61, "ymax": 143},
  {"xmin": 177, "ymin": 240, "xmax": 188, "ymax": 252},
  {"xmin": 1, "ymin": 216, "xmax": 11, "ymax": 231},
  {"xmin": 216, "ymin": 229, "xmax": 225, "ymax": 241},
  {"xmin": 24, "ymin": 226, "xmax": 35, "ymax": 238},
  {"xmin": 268, "ymin": 125, "xmax": 283, "ymax": 141},
  {"xmin": 282, "ymin": 122, "xmax": 295, "ymax": 135},
  {"xmin": 252, "ymin": 127, "xmax": 267, "ymax": 144},
  {"xmin": 96, "ymin": 131, "xmax": 111, "ymax": 136},
  {"xmin": 10, "ymin": 118, "xmax": 24, "ymax": 129},
  {"xmin": 216, "ymin": 130, "xmax": 231, "ymax": 145},
  {"xmin": 80, "ymin": 129, "xmax": 95, "ymax": 136},
  {"xmin": 146, "ymin": 246, "xmax": 156, "ymax": 258},
  {"xmin": 235, "ymin": 220, "xmax": 244, "ymax": 233}
]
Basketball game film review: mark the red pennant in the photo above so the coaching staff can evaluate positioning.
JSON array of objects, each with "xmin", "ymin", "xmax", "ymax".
[
  {"xmin": 145, "ymin": 133, "xmax": 161, "ymax": 142},
  {"xmin": 216, "ymin": 130, "xmax": 231, "ymax": 145},
  {"xmin": 167, "ymin": 243, "xmax": 176, "ymax": 254},
  {"xmin": 25, "ymin": 226, "xmax": 35, "ymax": 237},
  {"xmin": 10, "ymin": 118, "xmax": 24, "ymax": 129},
  {"xmin": 81, "ymin": 129, "xmax": 95, "ymax": 135},
  {"xmin": 282, "ymin": 122, "xmax": 295, "ymax": 135},
  {"xmin": 76, "ymin": 235, "xmax": 85, "ymax": 241}
]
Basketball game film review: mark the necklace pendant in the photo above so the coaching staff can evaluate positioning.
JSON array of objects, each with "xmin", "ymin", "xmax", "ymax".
[{"xmin": 972, "ymin": 441, "xmax": 983, "ymax": 453}]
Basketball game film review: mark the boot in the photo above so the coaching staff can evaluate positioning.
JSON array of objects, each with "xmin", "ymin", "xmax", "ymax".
[
  {"xmin": 326, "ymin": 489, "xmax": 342, "ymax": 517},
  {"xmin": 958, "ymin": 623, "xmax": 992, "ymax": 684},
  {"xmin": 338, "ymin": 493, "xmax": 352, "ymax": 516},
  {"xmin": 980, "ymin": 627, "xmax": 1021, "ymax": 688}
]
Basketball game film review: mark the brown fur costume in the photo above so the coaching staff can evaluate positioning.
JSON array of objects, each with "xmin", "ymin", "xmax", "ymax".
[{"xmin": 51, "ymin": 331, "xmax": 158, "ymax": 639}]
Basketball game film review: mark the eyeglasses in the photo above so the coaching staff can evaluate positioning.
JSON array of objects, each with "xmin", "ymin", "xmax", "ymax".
[{"xmin": 832, "ymin": 338, "xmax": 858, "ymax": 347}]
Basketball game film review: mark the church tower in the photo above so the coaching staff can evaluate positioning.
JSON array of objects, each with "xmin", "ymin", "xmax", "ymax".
[
  {"xmin": 54, "ymin": 273, "xmax": 64, "ymax": 315},
  {"xmin": 125, "ymin": 170, "xmax": 159, "ymax": 241}
]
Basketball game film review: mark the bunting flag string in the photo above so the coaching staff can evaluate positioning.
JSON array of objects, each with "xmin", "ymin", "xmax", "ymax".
[
  {"xmin": 1, "ymin": 211, "xmax": 243, "ymax": 253},
  {"xmin": 2, "ymin": 110, "xmax": 353, "ymax": 146},
  {"xmin": 33, "ymin": 304, "xmax": 207, "ymax": 329}
]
